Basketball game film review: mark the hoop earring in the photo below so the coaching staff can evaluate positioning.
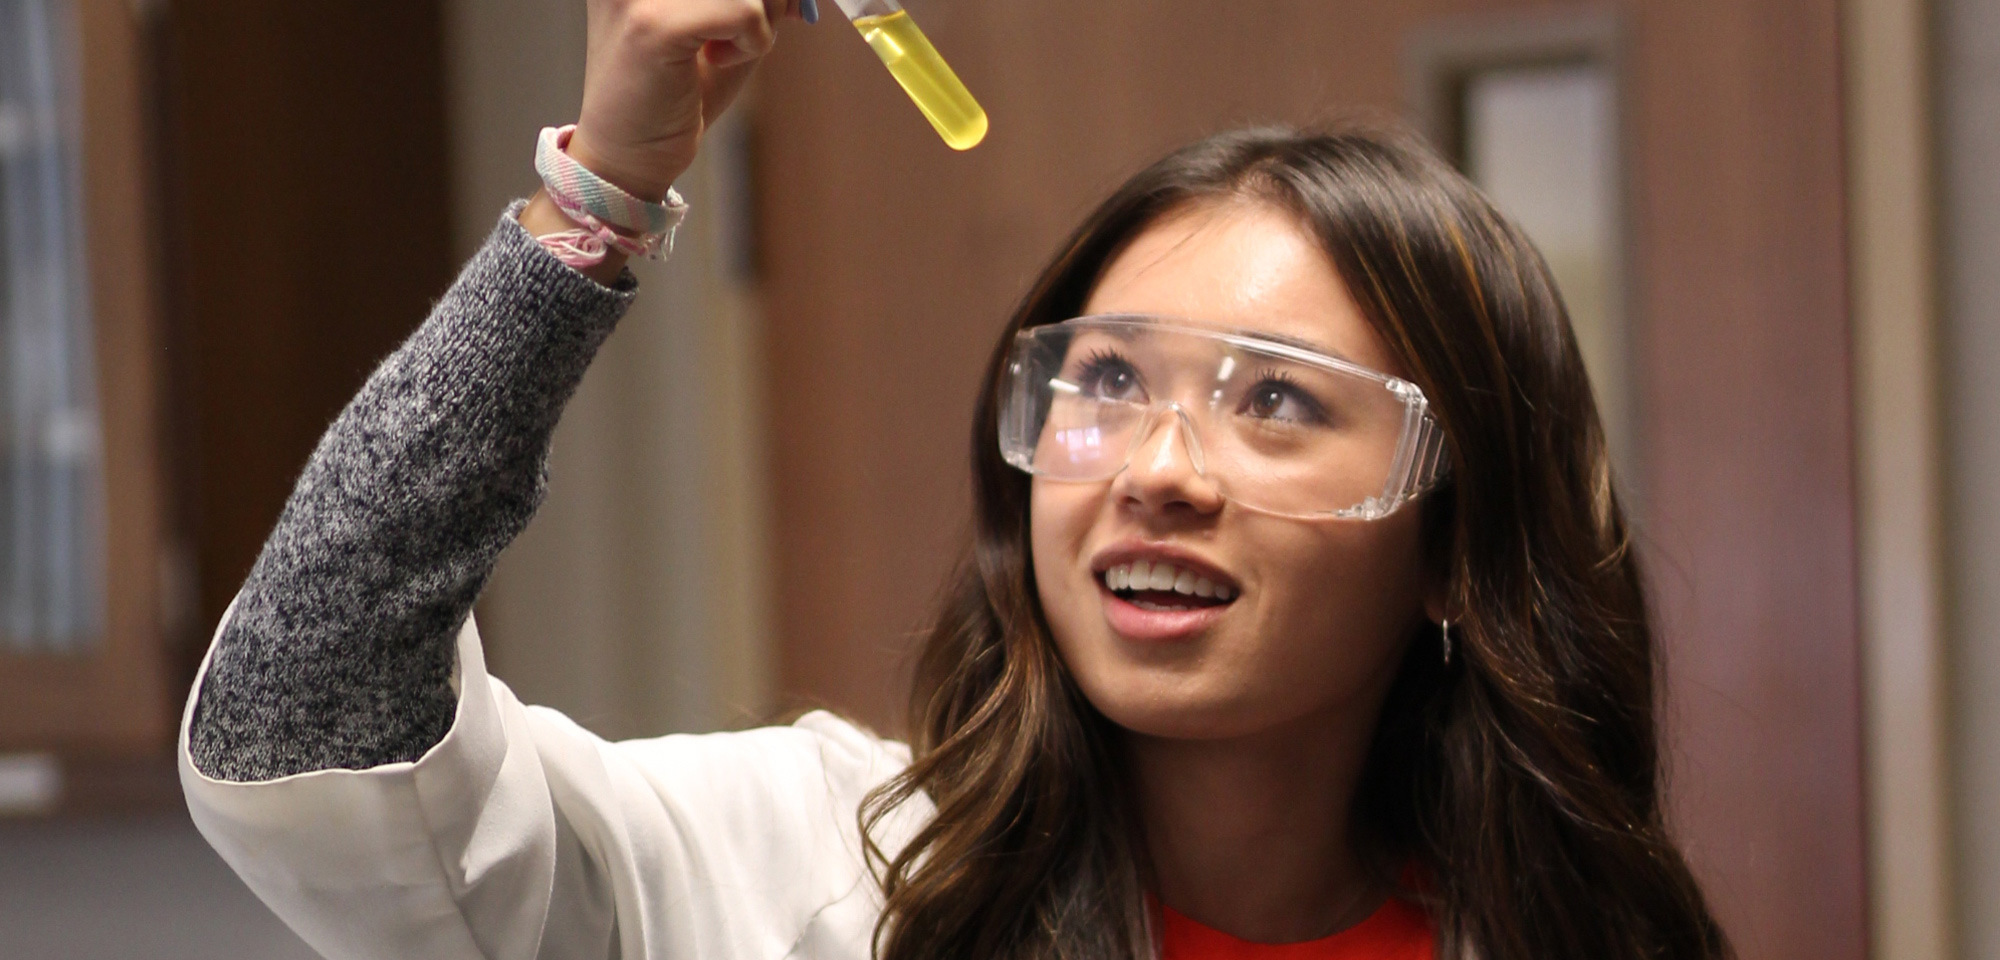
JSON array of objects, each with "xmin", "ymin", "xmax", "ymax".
[{"xmin": 1440, "ymin": 618, "xmax": 1454, "ymax": 667}]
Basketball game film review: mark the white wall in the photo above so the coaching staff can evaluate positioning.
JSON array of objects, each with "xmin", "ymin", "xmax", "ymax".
[
  {"xmin": 443, "ymin": 0, "xmax": 774, "ymax": 740},
  {"xmin": 1942, "ymin": 0, "xmax": 2000, "ymax": 955}
]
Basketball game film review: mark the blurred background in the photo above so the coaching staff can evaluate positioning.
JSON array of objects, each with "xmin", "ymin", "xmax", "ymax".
[{"xmin": 0, "ymin": 0, "xmax": 1988, "ymax": 957}]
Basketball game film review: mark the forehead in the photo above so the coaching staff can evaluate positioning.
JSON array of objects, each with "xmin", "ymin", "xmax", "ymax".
[{"xmin": 1081, "ymin": 201, "xmax": 1398, "ymax": 375}]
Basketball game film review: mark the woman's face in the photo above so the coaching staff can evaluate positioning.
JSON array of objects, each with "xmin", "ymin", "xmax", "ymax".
[{"xmin": 1030, "ymin": 201, "xmax": 1432, "ymax": 742}]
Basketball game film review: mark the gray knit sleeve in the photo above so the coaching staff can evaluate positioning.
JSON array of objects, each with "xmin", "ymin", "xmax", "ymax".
[{"xmin": 185, "ymin": 206, "xmax": 639, "ymax": 782}]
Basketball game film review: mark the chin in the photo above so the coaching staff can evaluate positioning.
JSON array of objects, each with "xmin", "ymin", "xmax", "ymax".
[
  {"xmin": 1074, "ymin": 666, "xmax": 1286, "ymax": 743},
  {"xmin": 1104, "ymin": 709, "xmax": 1261, "ymax": 743}
]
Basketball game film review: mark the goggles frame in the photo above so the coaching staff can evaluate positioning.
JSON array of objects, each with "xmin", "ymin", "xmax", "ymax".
[{"xmin": 998, "ymin": 315, "xmax": 1452, "ymax": 520}]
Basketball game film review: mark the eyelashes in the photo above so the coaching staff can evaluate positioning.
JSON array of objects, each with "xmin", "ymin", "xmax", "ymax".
[
  {"xmin": 1074, "ymin": 348, "xmax": 1144, "ymax": 400},
  {"xmin": 1066, "ymin": 351, "xmax": 1331, "ymax": 426}
]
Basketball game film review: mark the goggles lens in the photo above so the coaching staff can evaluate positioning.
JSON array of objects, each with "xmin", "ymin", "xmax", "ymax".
[{"xmin": 999, "ymin": 316, "xmax": 1449, "ymax": 519}]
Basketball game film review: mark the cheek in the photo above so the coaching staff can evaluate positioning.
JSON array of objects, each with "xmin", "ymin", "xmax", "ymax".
[
  {"xmin": 1029, "ymin": 480, "xmax": 1102, "ymax": 621},
  {"xmin": 1269, "ymin": 518, "xmax": 1428, "ymax": 681}
]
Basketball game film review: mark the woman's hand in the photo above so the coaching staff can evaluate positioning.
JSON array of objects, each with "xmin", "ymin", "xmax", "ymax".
[
  {"xmin": 567, "ymin": 0, "xmax": 803, "ymax": 200},
  {"xmin": 521, "ymin": 0, "xmax": 805, "ymax": 280}
]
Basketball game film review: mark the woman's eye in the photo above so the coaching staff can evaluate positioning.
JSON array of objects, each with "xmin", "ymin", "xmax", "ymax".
[
  {"xmin": 1078, "ymin": 357, "xmax": 1145, "ymax": 401},
  {"xmin": 1243, "ymin": 380, "xmax": 1326, "ymax": 424},
  {"xmin": 1100, "ymin": 368, "xmax": 1136, "ymax": 397}
]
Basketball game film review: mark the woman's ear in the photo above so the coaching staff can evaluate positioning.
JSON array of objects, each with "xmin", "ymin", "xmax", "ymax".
[
  {"xmin": 1416, "ymin": 490, "xmax": 1461, "ymax": 626},
  {"xmin": 1421, "ymin": 533, "xmax": 1457, "ymax": 626},
  {"xmin": 1423, "ymin": 583, "xmax": 1452, "ymax": 626}
]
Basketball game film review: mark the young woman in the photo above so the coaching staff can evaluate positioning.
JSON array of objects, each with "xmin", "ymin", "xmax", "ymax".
[{"xmin": 178, "ymin": 1, "xmax": 1731, "ymax": 958}]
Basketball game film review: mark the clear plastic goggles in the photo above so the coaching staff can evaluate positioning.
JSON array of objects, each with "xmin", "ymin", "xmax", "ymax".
[{"xmin": 999, "ymin": 316, "xmax": 1450, "ymax": 520}]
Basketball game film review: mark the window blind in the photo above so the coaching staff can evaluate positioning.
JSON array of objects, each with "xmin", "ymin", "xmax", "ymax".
[{"xmin": 0, "ymin": 0, "xmax": 105, "ymax": 653}]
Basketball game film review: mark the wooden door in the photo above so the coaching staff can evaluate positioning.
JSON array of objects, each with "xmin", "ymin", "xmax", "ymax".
[{"xmin": 159, "ymin": 0, "xmax": 456, "ymax": 670}]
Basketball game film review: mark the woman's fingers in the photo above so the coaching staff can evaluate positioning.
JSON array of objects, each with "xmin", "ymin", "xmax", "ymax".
[
  {"xmin": 568, "ymin": 0, "xmax": 806, "ymax": 197},
  {"xmin": 698, "ymin": 53, "xmax": 760, "ymax": 126},
  {"xmin": 617, "ymin": 0, "xmax": 775, "ymax": 66},
  {"xmin": 698, "ymin": 24, "xmax": 773, "ymax": 69},
  {"xmin": 697, "ymin": 0, "xmax": 797, "ymax": 121}
]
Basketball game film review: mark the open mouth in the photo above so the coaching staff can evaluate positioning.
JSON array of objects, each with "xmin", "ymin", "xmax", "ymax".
[{"xmin": 1098, "ymin": 560, "xmax": 1236, "ymax": 611}]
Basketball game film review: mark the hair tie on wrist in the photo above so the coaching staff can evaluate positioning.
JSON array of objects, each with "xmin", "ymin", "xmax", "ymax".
[{"xmin": 536, "ymin": 228, "xmax": 615, "ymax": 270}]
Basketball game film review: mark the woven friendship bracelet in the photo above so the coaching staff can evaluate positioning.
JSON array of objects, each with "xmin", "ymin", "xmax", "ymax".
[{"xmin": 535, "ymin": 124, "xmax": 687, "ymax": 261}]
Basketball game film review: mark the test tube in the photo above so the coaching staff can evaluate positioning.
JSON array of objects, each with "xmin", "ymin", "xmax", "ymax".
[{"xmin": 827, "ymin": 0, "xmax": 988, "ymax": 150}]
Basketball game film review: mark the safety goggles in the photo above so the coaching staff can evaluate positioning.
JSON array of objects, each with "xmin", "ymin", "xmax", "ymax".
[{"xmin": 998, "ymin": 315, "xmax": 1449, "ymax": 520}]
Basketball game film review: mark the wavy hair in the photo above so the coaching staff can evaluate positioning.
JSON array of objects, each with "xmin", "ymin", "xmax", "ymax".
[{"xmin": 859, "ymin": 124, "xmax": 1730, "ymax": 960}]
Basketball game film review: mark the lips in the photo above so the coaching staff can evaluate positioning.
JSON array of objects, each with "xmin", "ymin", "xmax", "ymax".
[{"xmin": 1091, "ymin": 548, "xmax": 1239, "ymax": 641}]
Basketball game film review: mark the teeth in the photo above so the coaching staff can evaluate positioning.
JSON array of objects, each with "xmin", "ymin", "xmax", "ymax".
[{"xmin": 1102, "ymin": 559, "xmax": 1236, "ymax": 601}]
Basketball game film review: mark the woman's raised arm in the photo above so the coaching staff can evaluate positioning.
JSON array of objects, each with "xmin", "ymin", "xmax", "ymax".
[
  {"xmin": 185, "ymin": 0, "xmax": 805, "ymax": 781},
  {"xmin": 172, "ymin": 11, "xmax": 933, "ymax": 957}
]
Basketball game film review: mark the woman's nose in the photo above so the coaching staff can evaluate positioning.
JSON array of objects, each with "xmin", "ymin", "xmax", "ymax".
[{"xmin": 1113, "ymin": 404, "xmax": 1225, "ymax": 514}]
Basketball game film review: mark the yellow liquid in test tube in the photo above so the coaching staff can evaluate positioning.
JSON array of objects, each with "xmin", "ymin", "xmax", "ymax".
[{"xmin": 853, "ymin": 10, "xmax": 988, "ymax": 150}]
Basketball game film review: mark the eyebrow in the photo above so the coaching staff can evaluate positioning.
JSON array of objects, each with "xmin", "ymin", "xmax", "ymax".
[
  {"xmin": 1237, "ymin": 328, "xmax": 1355, "ymax": 363},
  {"xmin": 1078, "ymin": 315, "xmax": 1360, "ymax": 365}
]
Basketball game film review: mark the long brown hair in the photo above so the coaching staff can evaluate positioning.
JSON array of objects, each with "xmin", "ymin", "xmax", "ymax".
[{"xmin": 859, "ymin": 124, "xmax": 1730, "ymax": 960}]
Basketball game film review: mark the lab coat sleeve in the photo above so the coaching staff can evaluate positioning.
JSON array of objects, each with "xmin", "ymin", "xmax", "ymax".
[{"xmin": 179, "ymin": 605, "xmax": 915, "ymax": 960}]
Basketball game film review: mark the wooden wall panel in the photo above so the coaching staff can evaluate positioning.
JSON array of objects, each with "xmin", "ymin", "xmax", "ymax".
[
  {"xmin": 756, "ymin": 1, "xmax": 1863, "ymax": 958},
  {"xmin": 1627, "ymin": 2, "xmax": 1865, "ymax": 956}
]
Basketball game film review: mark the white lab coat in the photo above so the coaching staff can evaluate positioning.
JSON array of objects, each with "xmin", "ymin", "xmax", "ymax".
[{"xmin": 178, "ymin": 607, "xmax": 929, "ymax": 960}]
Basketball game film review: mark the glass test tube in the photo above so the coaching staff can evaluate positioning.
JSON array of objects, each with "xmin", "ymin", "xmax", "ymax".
[{"xmin": 828, "ymin": 0, "xmax": 988, "ymax": 150}]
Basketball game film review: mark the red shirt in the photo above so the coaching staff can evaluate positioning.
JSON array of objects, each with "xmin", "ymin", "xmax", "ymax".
[{"xmin": 1159, "ymin": 899, "xmax": 1433, "ymax": 960}]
